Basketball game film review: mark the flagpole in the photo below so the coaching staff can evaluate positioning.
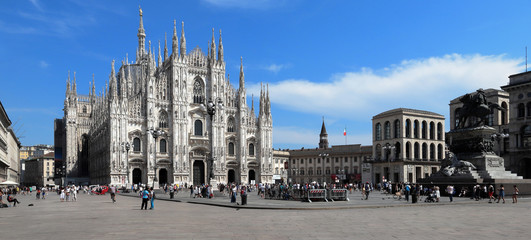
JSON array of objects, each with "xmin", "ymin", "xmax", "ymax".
[{"xmin": 344, "ymin": 126, "xmax": 347, "ymax": 145}]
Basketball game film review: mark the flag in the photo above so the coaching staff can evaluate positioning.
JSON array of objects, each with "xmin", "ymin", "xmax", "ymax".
[{"xmin": 343, "ymin": 128, "xmax": 347, "ymax": 136}]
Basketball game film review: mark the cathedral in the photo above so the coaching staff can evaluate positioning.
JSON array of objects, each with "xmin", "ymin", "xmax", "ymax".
[{"xmin": 57, "ymin": 8, "xmax": 273, "ymax": 187}]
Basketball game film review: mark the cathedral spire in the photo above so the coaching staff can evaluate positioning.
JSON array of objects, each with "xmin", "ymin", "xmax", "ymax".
[
  {"xmin": 91, "ymin": 73, "xmax": 96, "ymax": 96},
  {"xmin": 158, "ymin": 40, "xmax": 162, "ymax": 66},
  {"xmin": 218, "ymin": 29, "xmax": 224, "ymax": 63},
  {"xmin": 239, "ymin": 56, "xmax": 245, "ymax": 89},
  {"xmin": 164, "ymin": 32, "xmax": 168, "ymax": 61},
  {"xmin": 180, "ymin": 21, "xmax": 186, "ymax": 57},
  {"xmin": 109, "ymin": 60, "xmax": 117, "ymax": 99},
  {"xmin": 72, "ymin": 71, "xmax": 77, "ymax": 94},
  {"xmin": 251, "ymin": 94, "xmax": 255, "ymax": 114},
  {"xmin": 172, "ymin": 20, "xmax": 178, "ymax": 57},
  {"xmin": 66, "ymin": 70, "xmax": 71, "ymax": 96},
  {"xmin": 137, "ymin": 6, "xmax": 146, "ymax": 61},
  {"xmin": 210, "ymin": 28, "xmax": 216, "ymax": 62}
]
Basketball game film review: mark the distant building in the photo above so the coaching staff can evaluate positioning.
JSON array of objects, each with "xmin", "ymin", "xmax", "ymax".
[
  {"xmin": 24, "ymin": 152, "xmax": 55, "ymax": 187},
  {"xmin": 0, "ymin": 101, "xmax": 21, "ymax": 184},
  {"xmin": 272, "ymin": 150, "xmax": 289, "ymax": 184},
  {"xmin": 288, "ymin": 120, "xmax": 371, "ymax": 184},
  {"xmin": 501, "ymin": 71, "xmax": 531, "ymax": 178},
  {"xmin": 370, "ymin": 108, "xmax": 445, "ymax": 183},
  {"xmin": 19, "ymin": 145, "xmax": 54, "ymax": 184}
]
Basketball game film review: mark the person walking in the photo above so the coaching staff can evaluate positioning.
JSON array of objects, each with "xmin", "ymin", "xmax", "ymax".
[
  {"xmin": 364, "ymin": 182, "xmax": 371, "ymax": 200},
  {"xmin": 488, "ymin": 185, "xmax": 495, "ymax": 203},
  {"xmin": 512, "ymin": 185, "xmax": 519, "ymax": 203},
  {"xmin": 404, "ymin": 183, "xmax": 410, "ymax": 202},
  {"xmin": 110, "ymin": 185, "xmax": 117, "ymax": 203},
  {"xmin": 140, "ymin": 187, "xmax": 150, "ymax": 210},
  {"xmin": 446, "ymin": 185, "xmax": 454, "ymax": 202},
  {"xmin": 496, "ymin": 184, "xmax": 505, "ymax": 204},
  {"xmin": 149, "ymin": 187, "xmax": 155, "ymax": 210}
]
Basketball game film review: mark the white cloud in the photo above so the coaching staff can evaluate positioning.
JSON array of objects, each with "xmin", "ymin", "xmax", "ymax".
[
  {"xmin": 251, "ymin": 54, "xmax": 522, "ymax": 120},
  {"xmin": 29, "ymin": 0, "xmax": 43, "ymax": 11},
  {"xmin": 264, "ymin": 63, "xmax": 290, "ymax": 73},
  {"xmin": 202, "ymin": 0, "xmax": 288, "ymax": 9},
  {"xmin": 39, "ymin": 60, "xmax": 49, "ymax": 68}
]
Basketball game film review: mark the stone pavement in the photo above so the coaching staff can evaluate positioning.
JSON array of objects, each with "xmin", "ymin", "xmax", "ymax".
[{"xmin": 0, "ymin": 191, "xmax": 530, "ymax": 240}]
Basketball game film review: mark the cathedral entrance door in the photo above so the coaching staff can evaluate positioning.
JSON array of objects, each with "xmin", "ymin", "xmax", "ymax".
[
  {"xmin": 248, "ymin": 170, "xmax": 256, "ymax": 184},
  {"xmin": 132, "ymin": 168, "xmax": 142, "ymax": 184},
  {"xmin": 193, "ymin": 161, "xmax": 205, "ymax": 186},
  {"xmin": 228, "ymin": 169, "xmax": 235, "ymax": 184},
  {"xmin": 159, "ymin": 168, "xmax": 168, "ymax": 185}
]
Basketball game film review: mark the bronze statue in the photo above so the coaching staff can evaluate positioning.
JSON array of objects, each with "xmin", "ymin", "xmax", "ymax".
[{"xmin": 456, "ymin": 89, "xmax": 503, "ymax": 129}]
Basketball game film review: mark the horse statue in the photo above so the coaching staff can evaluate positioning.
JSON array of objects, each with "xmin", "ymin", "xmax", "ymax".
[{"xmin": 456, "ymin": 89, "xmax": 504, "ymax": 129}]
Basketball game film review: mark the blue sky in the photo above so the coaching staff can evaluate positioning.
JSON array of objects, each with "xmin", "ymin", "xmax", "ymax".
[{"xmin": 1, "ymin": 0, "xmax": 529, "ymax": 149}]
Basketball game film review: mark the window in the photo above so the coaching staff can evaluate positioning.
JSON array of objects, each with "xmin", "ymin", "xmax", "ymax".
[
  {"xmin": 228, "ymin": 142, "xmax": 235, "ymax": 155},
  {"xmin": 518, "ymin": 103, "xmax": 525, "ymax": 118},
  {"xmin": 344, "ymin": 157, "xmax": 348, "ymax": 163},
  {"xmin": 227, "ymin": 117, "xmax": 235, "ymax": 132},
  {"xmin": 194, "ymin": 120, "xmax": 203, "ymax": 136},
  {"xmin": 430, "ymin": 143, "xmax": 435, "ymax": 160},
  {"xmin": 335, "ymin": 157, "xmax": 338, "ymax": 163},
  {"xmin": 501, "ymin": 102, "xmax": 508, "ymax": 125},
  {"xmin": 159, "ymin": 111, "xmax": 168, "ymax": 128},
  {"xmin": 405, "ymin": 119, "xmax": 411, "ymax": 138},
  {"xmin": 422, "ymin": 121, "xmax": 427, "ymax": 139},
  {"xmin": 344, "ymin": 167, "xmax": 349, "ymax": 174},
  {"xmin": 394, "ymin": 120, "xmax": 400, "ymax": 138},
  {"xmin": 375, "ymin": 123, "xmax": 382, "ymax": 141},
  {"xmin": 309, "ymin": 158, "xmax": 312, "ymax": 164},
  {"xmin": 82, "ymin": 106, "xmax": 87, "ymax": 113},
  {"xmin": 376, "ymin": 144, "xmax": 382, "ymax": 160},
  {"xmin": 438, "ymin": 144, "xmax": 443, "ymax": 160},
  {"xmin": 527, "ymin": 102, "xmax": 531, "ymax": 117},
  {"xmin": 422, "ymin": 143, "xmax": 428, "ymax": 159},
  {"xmin": 326, "ymin": 158, "xmax": 330, "ymax": 163},
  {"xmin": 437, "ymin": 123, "xmax": 443, "ymax": 140},
  {"xmin": 414, "ymin": 142, "xmax": 419, "ymax": 159},
  {"xmin": 406, "ymin": 142, "xmax": 411, "ymax": 159},
  {"xmin": 249, "ymin": 143, "xmax": 255, "ymax": 156},
  {"xmin": 486, "ymin": 110, "xmax": 494, "ymax": 126},
  {"xmin": 193, "ymin": 78, "xmax": 204, "ymax": 104},
  {"xmin": 160, "ymin": 139, "xmax": 167, "ymax": 153},
  {"xmin": 301, "ymin": 159, "xmax": 304, "ymax": 164},
  {"xmin": 318, "ymin": 158, "xmax": 321, "ymax": 164},
  {"xmin": 414, "ymin": 120, "xmax": 419, "ymax": 138},
  {"xmin": 309, "ymin": 168, "xmax": 314, "ymax": 175},
  {"xmin": 317, "ymin": 168, "xmax": 322, "ymax": 175},
  {"xmin": 300, "ymin": 168, "xmax": 305, "ymax": 175},
  {"xmin": 429, "ymin": 122, "xmax": 435, "ymax": 140},
  {"xmin": 325, "ymin": 168, "xmax": 330, "ymax": 174},
  {"xmin": 384, "ymin": 121, "xmax": 391, "ymax": 140},
  {"xmin": 455, "ymin": 108, "xmax": 461, "ymax": 128},
  {"xmin": 133, "ymin": 137, "xmax": 141, "ymax": 152}
]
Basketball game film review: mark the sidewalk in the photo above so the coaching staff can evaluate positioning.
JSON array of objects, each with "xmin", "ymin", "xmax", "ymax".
[{"xmin": 119, "ymin": 189, "xmax": 506, "ymax": 210}]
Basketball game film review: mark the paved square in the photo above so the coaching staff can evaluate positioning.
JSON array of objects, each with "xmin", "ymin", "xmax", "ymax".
[{"xmin": 0, "ymin": 191, "xmax": 529, "ymax": 239}]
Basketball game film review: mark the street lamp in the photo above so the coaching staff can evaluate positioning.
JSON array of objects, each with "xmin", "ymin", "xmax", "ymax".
[
  {"xmin": 491, "ymin": 132, "xmax": 509, "ymax": 155},
  {"xmin": 123, "ymin": 142, "xmax": 131, "ymax": 187},
  {"xmin": 147, "ymin": 128, "xmax": 165, "ymax": 188},
  {"xmin": 383, "ymin": 143, "xmax": 395, "ymax": 182},
  {"xmin": 202, "ymin": 98, "xmax": 223, "ymax": 185}
]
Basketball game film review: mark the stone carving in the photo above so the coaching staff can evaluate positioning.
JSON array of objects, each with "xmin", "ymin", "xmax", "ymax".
[
  {"xmin": 440, "ymin": 152, "xmax": 477, "ymax": 177},
  {"xmin": 456, "ymin": 89, "xmax": 504, "ymax": 129}
]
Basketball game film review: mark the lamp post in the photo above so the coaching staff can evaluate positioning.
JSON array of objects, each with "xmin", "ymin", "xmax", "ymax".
[
  {"xmin": 383, "ymin": 143, "xmax": 395, "ymax": 182},
  {"xmin": 123, "ymin": 142, "xmax": 131, "ymax": 187},
  {"xmin": 147, "ymin": 128, "xmax": 165, "ymax": 188},
  {"xmin": 202, "ymin": 98, "xmax": 223, "ymax": 186},
  {"xmin": 491, "ymin": 132, "xmax": 509, "ymax": 156}
]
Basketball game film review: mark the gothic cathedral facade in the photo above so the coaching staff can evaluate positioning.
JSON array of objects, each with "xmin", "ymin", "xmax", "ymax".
[{"xmin": 59, "ymin": 8, "xmax": 273, "ymax": 186}]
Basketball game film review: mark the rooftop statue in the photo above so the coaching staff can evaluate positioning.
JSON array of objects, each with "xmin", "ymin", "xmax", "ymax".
[{"xmin": 456, "ymin": 89, "xmax": 503, "ymax": 129}]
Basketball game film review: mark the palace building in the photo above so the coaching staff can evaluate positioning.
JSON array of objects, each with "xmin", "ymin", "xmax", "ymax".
[{"xmin": 55, "ymin": 8, "xmax": 273, "ymax": 186}]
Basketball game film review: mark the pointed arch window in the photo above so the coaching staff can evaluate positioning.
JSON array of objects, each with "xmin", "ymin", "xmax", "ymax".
[
  {"xmin": 160, "ymin": 139, "xmax": 167, "ymax": 153},
  {"xmin": 227, "ymin": 117, "xmax": 235, "ymax": 132},
  {"xmin": 249, "ymin": 143, "xmax": 255, "ymax": 156},
  {"xmin": 193, "ymin": 77, "xmax": 204, "ymax": 104},
  {"xmin": 133, "ymin": 137, "xmax": 141, "ymax": 152},
  {"xmin": 159, "ymin": 111, "xmax": 168, "ymax": 128},
  {"xmin": 194, "ymin": 119, "xmax": 203, "ymax": 136}
]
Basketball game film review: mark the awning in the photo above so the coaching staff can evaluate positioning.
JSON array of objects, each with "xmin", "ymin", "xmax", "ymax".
[{"xmin": 0, "ymin": 180, "xmax": 19, "ymax": 185}]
